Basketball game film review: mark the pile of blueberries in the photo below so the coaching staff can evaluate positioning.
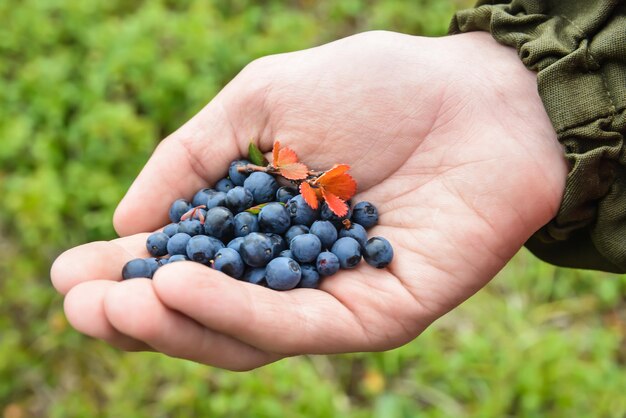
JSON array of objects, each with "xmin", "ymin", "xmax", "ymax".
[{"xmin": 122, "ymin": 159, "xmax": 394, "ymax": 290}]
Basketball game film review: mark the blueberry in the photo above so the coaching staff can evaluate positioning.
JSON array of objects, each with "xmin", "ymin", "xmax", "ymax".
[
  {"xmin": 192, "ymin": 188, "xmax": 214, "ymax": 207},
  {"xmin": 169, "ymin": 199, "xmax": 192, "ymax": 223},
  {"xmin": 226, "ymin": 186, "xmax": 254, "ymax": 213},
  {"xmin": 286, "ymin": 194, "xmax": 319, "ymax": 226},
  {"xmin": 266, "ymin": 233, "xmax": 287, "ymax": 256},
  {"xmin": 145, "ymin": 257, "xmax": 160, "ymax": 277},
  {"xmin": 330, "ymin": 237, "xmax": 362, "ymax": 269},
  {"xmin": 233, "ymin": 211, "xmax": 259, "ymax": 237},
  {"xmin": 284, "ymin": 225, "xmax": 310, "ymax": 245},
  {"xmin": 320, "ymin": 201, "xmax": 351, "ymax": 228},
  {"xmin": 177, "ymin": 219, "xmax": 203, "ymax": 236},
  {"xmin": 242, "ymin": 267, "xmax": 266, "ymax": 285},
  {"xmin": 363, "ymin": 237, "xmax": 393, "ymax": 268},
  {"xmin": 316, "ymin": 251, "xmax": 340, "ymax": 276},
  {"xmin": 290, "ymin": 233, "xmax": 322, "ymax": 263},
  {"xmin": 146, "ymin": 232, "xmax": 169, "ymax": 257},
  {"xmin": 265, "ymin": 257, "xmax": 301, "ymax": 290},
  {"xmin": 240, "ymin": 232, "xmax": 274, "ymax": 267},
  {"xmin": 186, "ymin": 235, "xmax": 223, "ymax": 265},
  {"xmin": 206, "ymin": 191, "xmax": 227, "ymax": 209},
  {"xmin": 227, "ymin": 237, "xmax": 245, "ymax": 253},
  {"xmin": 213, "ymin": 248, "xmax": 245, "ymax": 278},
  {"xmin": 163, "ymin": 223, "xmax": 179, "ymax": 237},
  {"xmin": 215, "ymin": 178, "xmax": 235, "ymax": 193},
  {"xmin": 338, "ymin": 223, "xmax": 367, "ymax": 249},
  {"xmin": 167, "ymin": 233, "xmax": 192, "ymax": 256},
  {"xmin": 279, "ymin": 249, "xmax": 294, "ymax": 258},
  {"xmin": 204, "ymin": 206, "xmax": 234, "ymax": 241},
  {"xmin": 276, "ymin": 186, "xmax": 298, "ymax": 203},
  {"xmin": 168, "ymin": 254, "xmax": 188, "ymax": 263},
  {"xmin": 310, "ymin": 220, "xmax": 338, "ymax": 250},
  {"xmin": 243, "ymin": 172, "xmax": 278, "ymax": 204},
  {"xmin": 298, "ymin": 264, "xmax": 320, "ymax": 288},
  {"xmin": 351, "ymin": 201, "xmax": 379, "ymax": 229},
  {"xmin": 228, "ymin": 159, "xmax": 250, "ymax": 186},
  {"xmin": 258, "ymin": 202, "xmax": 291, "ymax": 234},
  {"xmin": 122, "ymin": 259, "xmax": 152, "ymax": 279}
]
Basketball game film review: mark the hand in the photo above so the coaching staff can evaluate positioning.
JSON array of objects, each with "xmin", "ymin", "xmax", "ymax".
[{"xmin": 51, "ymin": 31, "xmax": 568, "ymax": 370}]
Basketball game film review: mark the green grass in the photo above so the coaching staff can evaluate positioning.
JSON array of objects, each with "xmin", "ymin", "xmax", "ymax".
[{"xmin": 1, "ymin": 0, "xmax": 625, "ymax": 417}]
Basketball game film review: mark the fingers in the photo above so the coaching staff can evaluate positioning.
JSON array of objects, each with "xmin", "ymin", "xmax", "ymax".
[
  {"xmin": 50, "ymin": 234, "xmax": 150, "ymax": 295},
  {"xmin": 152, "ymin": 262, "xmax": 378, "ymax": 355},
  {"xmin": 64, "ymin": 280, "xmax": 150, "ymax": 352},
  {"xmin": 103, "ymin": 277, "xmax": 280, "ymax": 371}
]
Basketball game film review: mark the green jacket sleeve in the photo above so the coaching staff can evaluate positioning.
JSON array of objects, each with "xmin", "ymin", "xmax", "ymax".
[{"xmin": 449, "ymin": 1, "xmax": 626, "ymax": 273}]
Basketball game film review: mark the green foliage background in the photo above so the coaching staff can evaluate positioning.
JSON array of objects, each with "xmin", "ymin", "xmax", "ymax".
[{"xmin": 1, "ymin": 0, "xmax": 625, "ymax": 417}]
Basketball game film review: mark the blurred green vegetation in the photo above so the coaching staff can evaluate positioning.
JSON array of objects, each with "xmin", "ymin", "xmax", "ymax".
[{"xmin": 1, "ymin": 0, "xmax": 625, "ymax": 417}]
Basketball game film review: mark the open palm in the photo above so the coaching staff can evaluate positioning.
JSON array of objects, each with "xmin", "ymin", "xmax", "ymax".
[{"xmin": 51, "ymin": 31, "xmax": 567, "ymax": 370}]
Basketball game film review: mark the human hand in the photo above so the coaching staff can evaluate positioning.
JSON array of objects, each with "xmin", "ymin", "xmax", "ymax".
[{"xmin": 51, "ymin": 31, "xmax": 568, "ymax": 370}]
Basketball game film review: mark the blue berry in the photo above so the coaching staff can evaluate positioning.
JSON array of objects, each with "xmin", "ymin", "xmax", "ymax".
[
  {"xmin": 206, "ymin": 191, "xmax": 227, "ymax": 209},
  {"xmin": 316, "ymin": 251, "xmax": 340, "ymax": 276},
  {"xmin": 226, "ymin": 186, "xmax": 254, "ymax": 213},
  {"xmin": 240, "ymin": 232, "xmax": 274, "ymax": 267},
  {"xmin": 243, "ymin": 172, "xmax": 278, "ymax": 204},
  {"xmin": 163, "ymin": 223, "xmax": 179, "ymax": 237},
  {"xmin": 227, "ymin": 237, "xmax": 245, "ymax": 253},
  {"xmin": 213, "ymin": 248, "xmax": 245, "ymax": 278},
  {"xmin": 338, "ymin": 223, "xmax": 367, "ymax": 249},
  {"xmin": 177, "ymin": 219, "xmax": 203, "ymax": 236},
  {"xmin": 233, "ymin": 211, "xmax": 259, "ymax": 237},
  {"xmin": 351, "ymin": 201, "xmax": 378, "ymax": 229},
  {"xmin": 146, "ymin": 232, "xmax": 169, "ymax": 257},
  {"xmin": 310, "ymin": 220, "xmax": 338, "ymax": 250},
  {"xmin": 298, "ymin": 264, "xmax": 320, "ymax": 288},
  {"xmin": 290, "ymin": 233, "xmax": 322, "ymax": 263},
  {"xmin": 167, "ymin": 233, "xmax": 192, "ymax": 256},
  {"xmin": 276, "ymin": 186, "xmax": 297, "ymax": 203},
  {"xmin": 265, "ymin": 257, "xmax": 301, "ymax": 290},
  {"xmin": 286, "ymin": 194, "xmax": 320, "ymax": 226},
  {"xmin": 122, "ymin": 259, "xmax": 152, "ymax": 279},
  {"xmin": 363, "ymin": 237, "xmax": 393, "ymax": 268},
  {"xmin": 279, "ymin": 249, "xmax": 294, "ymax": 258},
  {"xmin": 228, "ymin": 160, "xmax": 250, "ymax": 186},
  {"xmin": 284, "ymin": 225, "xmax": 309, "ymax": 244},
  {"xmin": 215, "ymin": 178, "xmax": 235, "ymax": 193},
  {"xmin": 145, "ymin": 257, "xmax": 160, "ymax": 277},
  {"xmin": 258, "ymin": 202, "xmax": 291, "ymax": 234},
  {"xmin": 266, "ymin": 233, "xmax": 287, "ymax": 256},
  {"xmin": 168, "ymin": 254, "xmax": 188, "ymax": 263},
  {"xmin": 186, "ymin": 235, "xmax": 223, "ymax": 265},
  {"xmin": 320, "ymin": 201, "xmax": 351, "ymax": 228},
  {"xmin": 242, "ymin": 267, "xmax": 266, "ymax": 285},
  {"xmin": 204, "ymin": 207, "xmax": 234, "ymax": 241},
  {"xmin": 169, "ymin": 199, "xmax": 192, "ymax": 223},
  {"xmin": 192, "ymin": 188, "xmax": 214, "ymax": 207},
  {"xmin": 330, "ymin": 237, "xmax": 362, "ymax": 269}
]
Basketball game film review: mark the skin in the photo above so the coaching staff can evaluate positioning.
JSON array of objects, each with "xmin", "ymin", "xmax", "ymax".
[{"xmin": 50, "ymin": 31, "xmax": 568, "ymax": 371}]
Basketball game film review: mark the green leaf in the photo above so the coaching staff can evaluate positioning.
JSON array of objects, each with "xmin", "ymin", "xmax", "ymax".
[
  {"xmin": 245, "ymin": 201, "xmax": 285, "ymax": 215},
  {"xmin": 248, "ymin": 141, "xmax": 268, "ymax": 166}
]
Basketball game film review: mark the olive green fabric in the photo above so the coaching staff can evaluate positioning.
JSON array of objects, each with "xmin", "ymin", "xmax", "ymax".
[{"xmin": 450, "ymin": 1, "xmax": 626, "ymax": 272}]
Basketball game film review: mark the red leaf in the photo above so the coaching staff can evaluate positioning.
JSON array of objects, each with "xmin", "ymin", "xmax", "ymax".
[
  {"xmin": 299, "ymin": 182, "xmax": 319, "ymax": 210},
  {"xmin": 272, "ymin": 141, "xmax": 281, "ymax": 167},
  {"xmin": 277, "ymin": 147, "xmax": 299, "ymax": 166},
  {"xmin": 279, "ymin": 163, "xmax": 309, "ymax": 180},
  {"xmin": 321, "ymin": 189, "xmax": 349, "ymax": 217},
  {"xmin": 315, "ymin": 164, "xmax": 357, "ymax": 201}
]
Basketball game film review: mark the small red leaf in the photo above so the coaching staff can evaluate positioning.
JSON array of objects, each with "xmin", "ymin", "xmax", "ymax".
[
  {"xmin": 314, "ymin": 164, "xmax": 357, "ymax": 201},
  {"xmin": 272, "ymin": 141, "xmax": 281, "ymax": 167},
  {"xmin": 321, "ymin": 189, "xmax": 348, "ymax": 217},
  {"xmin": 300, "ymin": 182, "xmax": 319, "ymax": 210},
  {"xmin": 279, "ymin": 163, "xmax": 309, "ymax": 180},
  {"xmin": 277, "ymin": 147, "xmax": 299, "ymax": 166}
]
